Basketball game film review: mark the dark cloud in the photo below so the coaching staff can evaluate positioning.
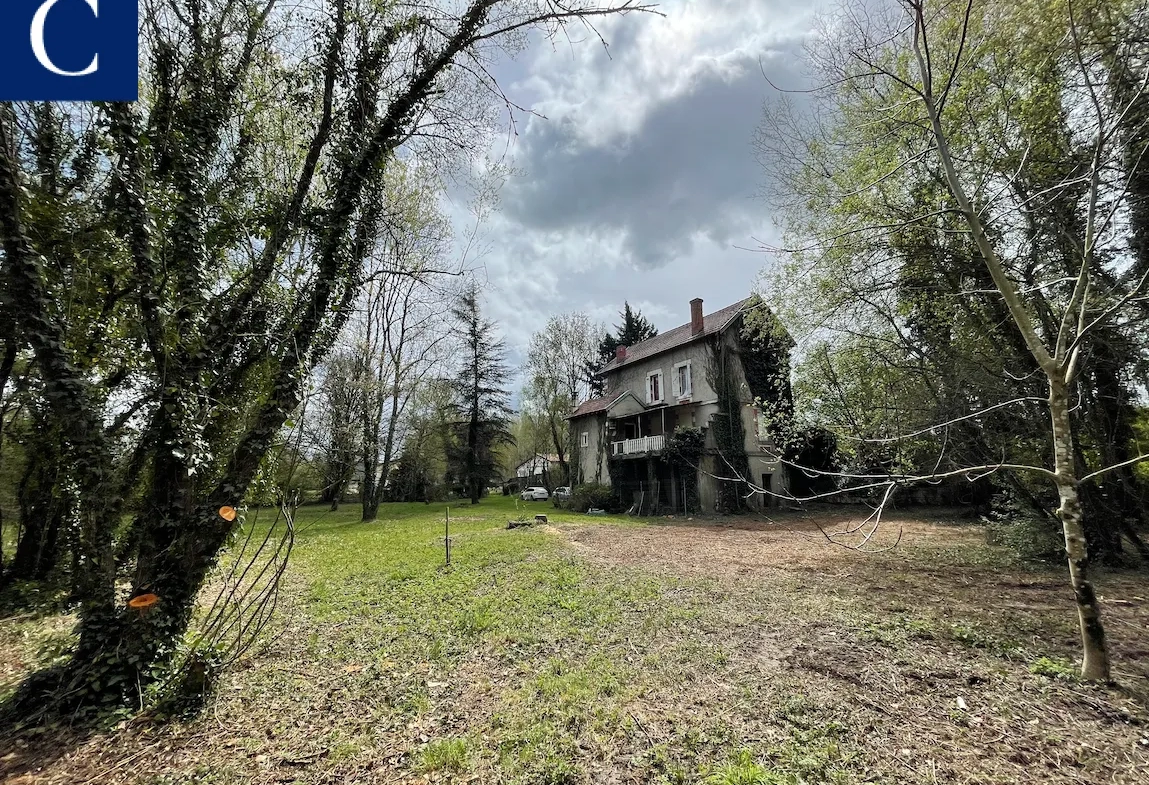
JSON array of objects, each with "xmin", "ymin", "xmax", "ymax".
[{"xmin": 503, "ymin": 47, "xmax": 805, "ymax": 268}]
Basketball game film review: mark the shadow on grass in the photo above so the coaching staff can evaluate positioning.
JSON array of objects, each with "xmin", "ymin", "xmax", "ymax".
[{"xmin": 0, "ymin": 662, "xmax": 109, "ymax": 782}]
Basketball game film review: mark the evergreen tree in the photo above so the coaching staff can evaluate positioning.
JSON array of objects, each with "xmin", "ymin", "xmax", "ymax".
[
  {"xmin": 587, "ymin": 302, "xmax": 659, "ymax": 396},
  {"xmin": 448, "ymin": 285, "xmax": 514, "ymax": 504}
]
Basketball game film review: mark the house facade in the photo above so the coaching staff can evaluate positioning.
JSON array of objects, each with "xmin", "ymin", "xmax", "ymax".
[
  {"xmin": 513, "ymin": 454, "xmax": 560, "ymax": 481},
  {"xmin": 568, "ymin": 297, "xmax": 791, "ymax": 514}
]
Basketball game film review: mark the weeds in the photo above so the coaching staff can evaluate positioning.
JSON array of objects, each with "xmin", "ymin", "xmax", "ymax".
[
  {"xmin": 417, "ymin": 738, "xmax": 469, "ymax": 773},
  {"xmin": 1030, "ymin": 656, "xmax": 1079, "ymax": 681}
]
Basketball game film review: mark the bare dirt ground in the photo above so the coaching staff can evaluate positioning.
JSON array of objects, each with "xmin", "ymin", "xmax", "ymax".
[
  {"xmin": 2, "ymin": 506, "xmax": 1147, "ymax": 785},
  {"xmin": 561, "ymin": 509, "xmax": 1149, "ymax": 782}
]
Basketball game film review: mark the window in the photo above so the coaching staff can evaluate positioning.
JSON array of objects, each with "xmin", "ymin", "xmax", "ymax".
[
  {"xmin": 580, "ymin": 431, "xmax": 589, "ymax": 447},
  {"xmin": 762, "ymin": 473, "xmax": 774, "ymax": 507},
  {"xmin": 673, "ymin": 361, "xmax": 692, "ymax": 399},
  {"xmin": 646, "ymin": 371, "xmax": 663, "ymax": 404},
  {"xmin": 756, "ymin": 408, "xmax": 772, "ymax": 443}
]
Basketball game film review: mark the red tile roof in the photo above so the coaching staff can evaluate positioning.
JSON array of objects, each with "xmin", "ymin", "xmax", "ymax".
[{"xmin": 599, "ymin": 297, "xmax": 752, "ymax": 374}]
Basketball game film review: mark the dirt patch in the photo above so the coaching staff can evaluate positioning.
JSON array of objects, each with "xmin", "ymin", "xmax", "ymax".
[
  {"xmin": 559, "ymin": 508, "xmax": 982, "ymax": 576},
  {"xmin": 551, "ymin": 509, "xmax": 1149, "ymax": 784}
]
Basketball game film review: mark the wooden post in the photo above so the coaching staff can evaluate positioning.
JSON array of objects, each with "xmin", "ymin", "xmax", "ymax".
[{"xmin": 445, "ymin": 507, "xmax": 451, "ymax": 566}]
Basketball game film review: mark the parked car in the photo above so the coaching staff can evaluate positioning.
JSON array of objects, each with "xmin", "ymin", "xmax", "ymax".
[
  {"xmin": 549, "ymin": 485, "xmax": 572, "ymax": 510},
  {"xmin": 520, "ymin": 486, "xmax": 550, "ymax": 501}
]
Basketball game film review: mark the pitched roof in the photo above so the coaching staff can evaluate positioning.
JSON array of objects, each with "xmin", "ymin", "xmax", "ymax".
[
  {"xmin": 599, "ymin": 297, "xmax": 752, "ymax": 374},
  {"xmin": 513, "ymin": 453, "xmax": 560, "ymax": 470},
  {"xmin": 568, "ymin": 396, "xmax": 610, "ymax": 418}
]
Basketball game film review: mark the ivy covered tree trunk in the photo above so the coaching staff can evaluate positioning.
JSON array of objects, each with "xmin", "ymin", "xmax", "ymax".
[
  {"xmin": 10, "ymin": 445, "xmax": 68, "ymax": 582},
  {"xmin": 2, "ymin": 0, "xmax": 647, "ymax": 715}
]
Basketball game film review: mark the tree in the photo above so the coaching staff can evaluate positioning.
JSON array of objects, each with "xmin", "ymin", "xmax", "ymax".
[
  {"xmin": 448, "ymin": 284, "xmax": 514, "ymax": 504},
  {"xmin": 354, "ymin": 164, "xmax": 456, "ymax": 521},
  {"xmin": 587, "ymin": 303, "xmax": 658, "ymax": 395},
  {"xmin": 387, "ymin": 378, "xmax": 457, "ymax": 503},
  {"xmin": 757, "ymin": 0, "xmax": 1149, "ymax": 680},
  {"xmin": 523, "ymin": 312, "xmax": 603, "ymax": 483},
  {"xmin": 314, "ymin": 353, "xmax": 365, "ymax": 510},
  {"xmin": 0, "ymin": 0, "xmax": 653, "ymax": 713}
]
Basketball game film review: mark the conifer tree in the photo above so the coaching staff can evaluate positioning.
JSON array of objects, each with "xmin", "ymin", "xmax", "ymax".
[{"xmin": 448, "ymin": 285, "xmax": 513, "ymax": 503}]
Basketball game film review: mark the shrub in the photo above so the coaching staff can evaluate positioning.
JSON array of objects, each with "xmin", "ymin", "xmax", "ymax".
[
  {"xmin": 567, "ymin": 483, "xmax": 618, "ymax": 513},
  {"xmin": 983, "ymin": 487, "xmax": 1063, "ymax": 561}
]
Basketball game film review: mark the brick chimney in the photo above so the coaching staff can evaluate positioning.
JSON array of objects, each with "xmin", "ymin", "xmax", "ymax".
[
  {"xmin": 615, "ymin": 345, "xmax": 627, "ymax": 362},
  {"xmin": 690, "ymin": 298, "xmax": 704, "ymax": 335}
]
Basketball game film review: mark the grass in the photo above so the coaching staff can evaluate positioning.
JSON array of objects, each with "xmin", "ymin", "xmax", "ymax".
[{"xmin": 1, "ymin": 496, "xmax": 1147, "ymax": 784}]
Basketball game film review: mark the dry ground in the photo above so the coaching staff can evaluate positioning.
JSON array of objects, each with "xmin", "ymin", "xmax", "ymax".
[{"xmin": 1, "ymin": 501, "xmax": 1147, "ymax": 784}]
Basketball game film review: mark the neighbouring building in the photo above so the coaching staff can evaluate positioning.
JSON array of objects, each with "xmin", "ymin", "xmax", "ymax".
[
  {"xmin": 505, "ymin": 453, "xmax": 562, "ymax": 492},
  {"xmin": 567, "ymin": 296, "xmax": 794, "ymax": 514}
]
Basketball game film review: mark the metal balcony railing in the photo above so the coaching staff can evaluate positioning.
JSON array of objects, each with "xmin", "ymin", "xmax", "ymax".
[{"xmin": 611, "ymin": 434, "xmax": 665, "ymax": 456}]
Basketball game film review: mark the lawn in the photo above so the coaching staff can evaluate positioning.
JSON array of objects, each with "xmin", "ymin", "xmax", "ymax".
[{"xmin": 1, "ymin": 496, "xmax": 1147, "ymax": 784}]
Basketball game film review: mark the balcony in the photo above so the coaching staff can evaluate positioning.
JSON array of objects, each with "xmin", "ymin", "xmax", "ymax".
[{"xmin": 611, "ymin": 434, "xmax": 665, "ymax": 457}]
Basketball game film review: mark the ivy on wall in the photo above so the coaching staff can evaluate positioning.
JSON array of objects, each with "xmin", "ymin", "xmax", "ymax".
[
  {"xmin": 660, "ymin": 426, "xmax": 705, "ymax": 513},
  {"xmin": 705, "ymin": 334, "xmax": 752, "ymax": 513},
  {"xmin": 739, "ymin": 295, "xmax": 796, "ymax": 438},
  {"xmin": 740, "ymin": 296, "xmax": 839, "ymax": 495}
]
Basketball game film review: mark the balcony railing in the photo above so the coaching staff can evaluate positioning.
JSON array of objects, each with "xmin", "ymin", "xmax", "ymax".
[{"xmin": 611, "ymin": 434, "xmax": 665, "ymax": 456}]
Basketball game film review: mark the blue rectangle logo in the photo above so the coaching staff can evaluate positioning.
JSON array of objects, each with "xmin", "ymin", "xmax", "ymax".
[{"xmin": 0, "ymin": 1, "xmax": 138, "ymax": 101}]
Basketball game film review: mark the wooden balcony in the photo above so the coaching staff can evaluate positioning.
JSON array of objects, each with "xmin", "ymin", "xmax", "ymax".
[{"xmin": 611, "ymin": 434, "xmax": 665, "ymax": 457}]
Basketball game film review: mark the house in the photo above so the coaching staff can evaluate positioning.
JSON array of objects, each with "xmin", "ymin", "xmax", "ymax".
[
  {"xmin": 505, "ymin": 453, "xmax": 561, "ymax": 492},
  {"xmin": 567, "ymin": 297, "xmax": 792, "ymax": 514},
  {"xmin": 513, "ymin": 453, "xmax": 561, "ymax": 480}
]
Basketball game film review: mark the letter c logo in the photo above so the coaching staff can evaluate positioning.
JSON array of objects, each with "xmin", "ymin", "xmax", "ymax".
[{"xmin": 31, "ymin": 0, "xmax": 99, "ymax": 77}]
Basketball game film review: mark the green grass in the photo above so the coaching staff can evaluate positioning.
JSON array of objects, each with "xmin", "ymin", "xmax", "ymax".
[
  {"xmin": 4, "ymin": 496, "xmax": 1147, "ymax": 784},
  {"xmin": 417, "ymin": 737, "xmax": 470, "ymax": 773}
]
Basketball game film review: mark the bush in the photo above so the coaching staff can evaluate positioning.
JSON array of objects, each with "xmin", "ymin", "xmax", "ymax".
[
  {"xmin": 567, "ymin": 483, "xmax": 618, "ymax": 513},
  {"xmin": 983, "ymin": 488, "xmax": 1063, "ymax": 561}
]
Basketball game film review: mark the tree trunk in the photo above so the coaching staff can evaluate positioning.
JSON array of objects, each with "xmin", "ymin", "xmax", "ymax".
[
  {"xmin": 10, "ymin": 451, "xmax": 65, "ymax": 581},
  {"xmin": 1049, "ymin": 379, "xmax": 1110, "ymax": 681},
  {"xmin": 364, "ymin": 357, "xmax": 404, "ymax": 522},
  {"xmin": 548, "ymin": 416, "xmax": 568, "ymax": 486},
  {"xmin": 468, "ymin": 412, "xmax": 480, "ymax": 504},
  {"xmin": 361, "ymin": 456, "xmax": 380, "ymax": 521}
]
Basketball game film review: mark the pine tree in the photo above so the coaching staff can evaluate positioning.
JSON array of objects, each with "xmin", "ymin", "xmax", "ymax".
[
  {"xmin": 587, "ymin": 302, "xmax": 659, "ymax": 396},
  {"xmin": 448, "ymin": 284, "xmax": 514, "ymax": 503}
]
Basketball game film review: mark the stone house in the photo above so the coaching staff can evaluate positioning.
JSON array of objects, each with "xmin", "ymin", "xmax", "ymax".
[{"xmin": 567, "ymin": 297, "xmax": 793, "ymax": 514}]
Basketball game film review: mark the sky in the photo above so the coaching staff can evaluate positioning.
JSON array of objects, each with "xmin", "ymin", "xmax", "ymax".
[{"xmin": 446, "ymin": 0, "xmax": 821, "ymax": 379}]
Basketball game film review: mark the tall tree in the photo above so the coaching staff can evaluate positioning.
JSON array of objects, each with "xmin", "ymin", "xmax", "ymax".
[
  {"xmin": 355, "ymin": 164, "xmax": 455, "ymax": 521},
  {"xmin": 0, "ymin": 0, "xmax": 651, "ymax": 713},
  {"xmin": 587, "ymin": 303, "xmax": 658, "ymax": 395},
  {"xmin": 758, "ymin": 0, "xmax": 1149, "ymax": 680},
  {"xmin": 449, "ymin": 284, "xmax": 514, "ymax": 504},
  {"xmin": 523, "ymin": 312, "xmax": 603, "ymax": 483}
]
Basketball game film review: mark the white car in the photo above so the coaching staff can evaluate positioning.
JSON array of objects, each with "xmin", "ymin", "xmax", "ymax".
[{"xmin": 520, "ymin": 486, "xmax": 549, "ymax": 501}]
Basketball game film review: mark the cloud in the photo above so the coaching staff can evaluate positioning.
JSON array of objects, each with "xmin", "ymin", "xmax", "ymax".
[
  {"xmin": 504, "ymin": 48, "xmax": 802, "ymax": 267},
  {"xmin": 451, "ymin": 0, "xmax": 820, "ymax": 378}
]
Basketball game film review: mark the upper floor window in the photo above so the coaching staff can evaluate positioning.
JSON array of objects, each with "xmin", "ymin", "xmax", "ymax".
[
  {"xmin": 580, "ymin": 431, "xmax": 589, "ymax": 447},
  {"xmin": 673, "ymin": 361, "xmax": 692, "ymax": 399},
  {"xmin": 647, "ymin": 370, "xmax": 664, "ymax": 404}
]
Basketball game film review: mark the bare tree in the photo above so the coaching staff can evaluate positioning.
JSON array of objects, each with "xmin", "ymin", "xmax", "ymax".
[
  {"xmin": 356, "ymin": 172, "xmax": 457, "ymax": 520},
  {"xmin": 523, "ymin": 312, "xmax": 603, "ymax": 484}
]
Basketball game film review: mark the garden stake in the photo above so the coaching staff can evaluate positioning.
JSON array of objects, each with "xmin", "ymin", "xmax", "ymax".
[{"xmin": 445, "ymin": 507, "xmax": 451, "ymax": 566}]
